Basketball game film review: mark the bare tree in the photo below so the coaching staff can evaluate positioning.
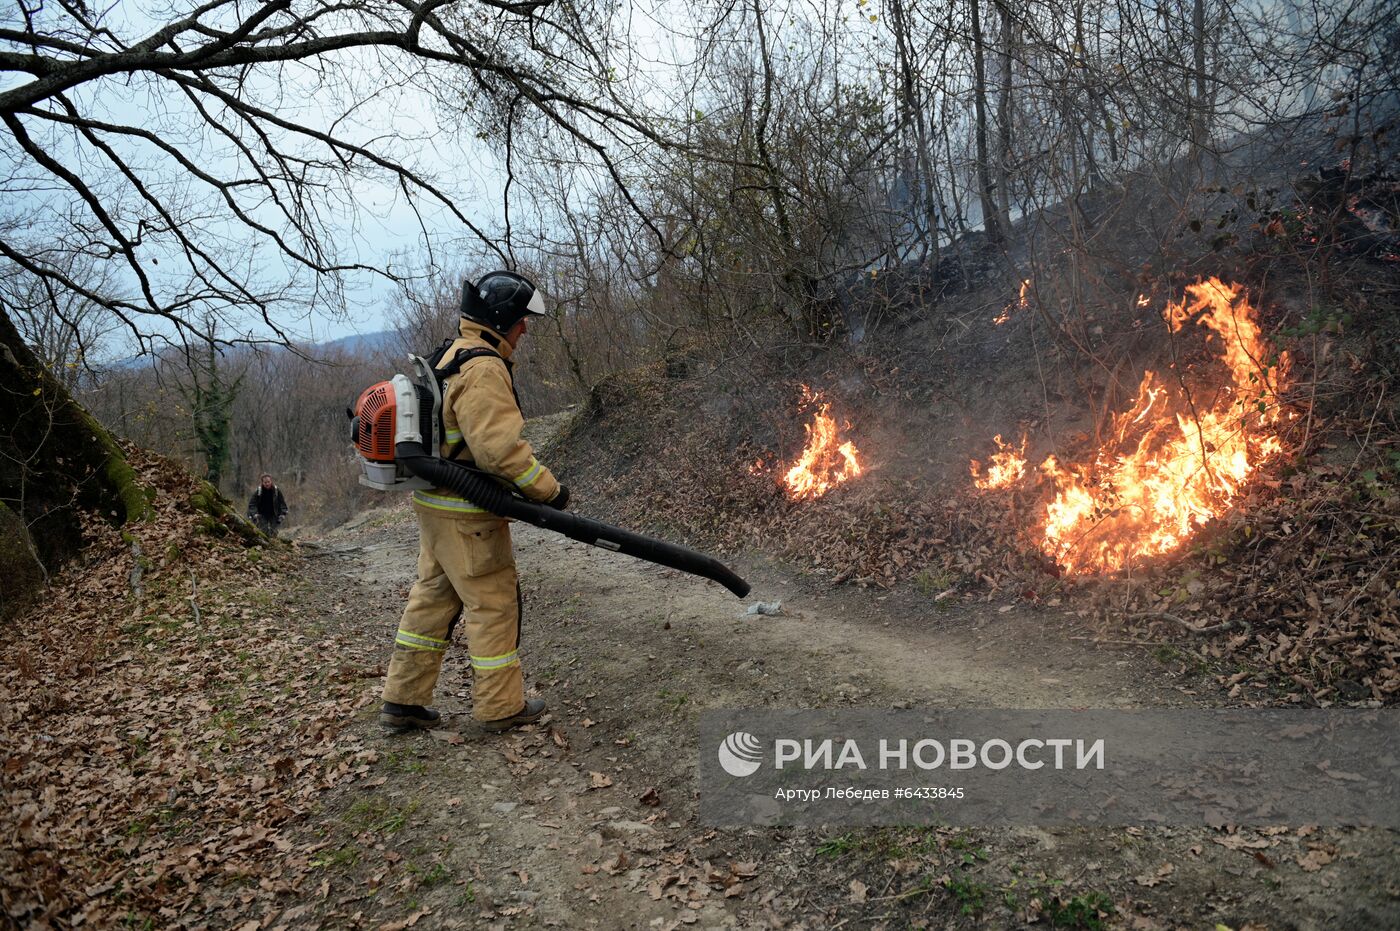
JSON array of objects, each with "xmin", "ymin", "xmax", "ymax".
[
  {"xmin": 0, "ymin": 250, "xmax": 114, "ymax": 388},
  {"xmin": 0, "ymin": 0, "xmax": 671, "ymax": 346},
  {"xmin": 391, "ymin": 270, "xmax": 471, "ymax": 359},
  {"xmin": 177, "ymin": 332, "xmax": 245, "ymax": 489},
  {"xmin": 0, "ymin": 0, "xmax": 672, "ymax": 586},
  {"xmin": 969, "ymin": 0, "xmax": 1004, "ymax": 243}
]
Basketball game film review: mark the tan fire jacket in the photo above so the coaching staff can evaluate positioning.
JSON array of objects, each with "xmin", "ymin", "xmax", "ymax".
[{"xmin": 411, "ymin": 319, "xmax": 561, "ymax": 520}]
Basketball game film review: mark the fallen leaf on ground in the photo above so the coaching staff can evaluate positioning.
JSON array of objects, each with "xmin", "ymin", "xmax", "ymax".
[
  {"xmin": 377, "ymin": 908, "xmax": 430, "ymax": 931},
  {"xmin": 1135, "ymin": 862, "xmax": 1175, "ymax": 887},
  {"xmin": 1213, "ymin": 833, "xmax": 1273, "ymax": 851},
  {"xmin": 1297, "ymin": 848, "xmax": 1336, "ymax": 872}
]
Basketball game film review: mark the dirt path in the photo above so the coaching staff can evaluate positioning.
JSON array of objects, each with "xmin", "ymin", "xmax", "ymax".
[{"xmin": 295, "ymin": 504, "xmax": 1399, "ymax": 931}]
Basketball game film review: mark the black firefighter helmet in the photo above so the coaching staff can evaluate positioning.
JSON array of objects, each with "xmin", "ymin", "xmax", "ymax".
[{"xmin": 460, "ymin": 270, "xmax": 547, "ymax": 335}]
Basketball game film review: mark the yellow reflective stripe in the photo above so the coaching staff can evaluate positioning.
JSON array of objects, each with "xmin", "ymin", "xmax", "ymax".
[
  {"xmin": 444, "ymin": 427, "xmax": 463, "ymax": 443},
  {"xmin": 413, "ymin": 490, "xmax": 487, "ymax": 513},
  {"xmin": 397, "ymin": 628, "xmax": 446, "ymax": 644},
  {"xmin": 513, "ymin": 458, "xmax": 543, "ymax": 489},
  {"xmin": 470, "ymin": 650, "xmax": 519, "ymax": 670},
  {"xmin": 396, "ymin": 638, "xmax": 445, "ymax": 652},
  {"xmin": 396, "ymin": 630, "xmax": 447, "ymax": 652}
]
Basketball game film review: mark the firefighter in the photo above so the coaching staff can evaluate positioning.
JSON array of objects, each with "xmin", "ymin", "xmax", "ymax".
[{"xmin": 380, "ymin": 271, "xmax": 568, "ymax": 733}]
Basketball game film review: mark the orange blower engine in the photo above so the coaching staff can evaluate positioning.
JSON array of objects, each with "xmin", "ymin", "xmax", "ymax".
[{"xmin": 349, "ymin": 357, "xmax": 441, "ymax": 491}]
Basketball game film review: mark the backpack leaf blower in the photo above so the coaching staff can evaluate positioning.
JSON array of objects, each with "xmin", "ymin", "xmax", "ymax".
[{"xmin": 350, "ymin": 354, "xmax": 751, "ymax": 599}]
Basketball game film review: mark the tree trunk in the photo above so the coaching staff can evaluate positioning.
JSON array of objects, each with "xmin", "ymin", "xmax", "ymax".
[
  {"xmin": 0, "ymin": 305, "xmax": 151, "ymax": 615},
  {"xmin": 1074, "ymin": 2, "xmax": 1103, "ymax": 187},
  {"xmin": 994, "ymin": 0, "xmax": 1015, "ymax": 238},
  {"xmin": 748, "ymin": 0, "xmax": 831, "ymax": 341},
  {"xmin": 1190, "ymin": 0, "xmax": 1211, "ymax": 155},
  {"xmin": 890, "ymin": 0, "xmax": 940, "ymax": 268},
  {"xmin": 970, "ymin": 0, "xmax": 1003, "ymax": 244},
  {"xmin": 184, "ymin": 340, "xmax": 239, "ymax": 491}
]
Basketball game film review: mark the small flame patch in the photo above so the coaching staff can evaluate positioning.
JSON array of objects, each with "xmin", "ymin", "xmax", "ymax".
[
  {"xmin": 782, "ymin": 387, "xmax": 864, "ymax": 500},
  {"xmin": 993, "ymin": 279, "xmax": 1031, "ymax": 326},
  {"xmin": 971, "ymin": 434, "xmax": 1028, "ymax": 490}
]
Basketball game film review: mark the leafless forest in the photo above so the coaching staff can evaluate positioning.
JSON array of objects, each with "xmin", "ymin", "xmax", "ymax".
[{"xmin": 3, "ymin": 0, "xmax": 1393, "ymax": 529}]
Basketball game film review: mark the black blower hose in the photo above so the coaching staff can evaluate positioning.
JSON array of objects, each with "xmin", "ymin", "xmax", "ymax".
[{"xmin": 397, "ymin": 442, "xmax": 751, "ymax": 598}]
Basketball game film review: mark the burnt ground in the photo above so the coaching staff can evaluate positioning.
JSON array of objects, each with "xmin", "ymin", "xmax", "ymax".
[{"xmin": 282, "ymin": 495, "xmax": 1400, "ymax": 931}]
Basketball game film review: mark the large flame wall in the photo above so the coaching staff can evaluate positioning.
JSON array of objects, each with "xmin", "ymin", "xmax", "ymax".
[{"xmin": 973, "ymin": 277, "xmax": 1292, "ymax": 575}]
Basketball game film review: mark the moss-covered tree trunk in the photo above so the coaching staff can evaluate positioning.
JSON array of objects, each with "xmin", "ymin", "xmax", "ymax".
[
  {"xmin": 179, "ymin": 337, "xmax": 242, "ymax": 490},
  {"xmin": 0, "ymin": 306, "xmax": 151, "ymax": 616}
]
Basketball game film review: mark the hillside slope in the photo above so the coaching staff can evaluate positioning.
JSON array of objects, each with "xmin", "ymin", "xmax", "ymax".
[{"xmin": 547, "ymin": 246, "xmax": 1399, "ymax": 705}]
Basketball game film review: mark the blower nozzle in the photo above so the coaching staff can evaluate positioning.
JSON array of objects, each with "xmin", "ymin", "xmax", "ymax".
[{"xmin": 396, "ymin": 442, "xmax": 751, "ymax": 598}]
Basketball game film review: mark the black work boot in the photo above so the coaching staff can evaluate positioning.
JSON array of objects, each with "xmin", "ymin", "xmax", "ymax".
[
  {"xmin": 480, "ymin": 698, "xmax": 547, "ymax": 733},
  {"xmin": 379, "ymin": 702, "xmax": 442, "ymax": 731}
]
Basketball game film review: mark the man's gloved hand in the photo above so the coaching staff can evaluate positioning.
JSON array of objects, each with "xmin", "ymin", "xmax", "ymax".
[{"xmin": 546, "ymin": 484, "xmax": 570, "ymax": 510}]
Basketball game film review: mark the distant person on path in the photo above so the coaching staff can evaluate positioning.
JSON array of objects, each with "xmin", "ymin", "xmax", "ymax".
[{"xmin": 246, "ymin": 473, "xmax": 288, "ymax": 536}]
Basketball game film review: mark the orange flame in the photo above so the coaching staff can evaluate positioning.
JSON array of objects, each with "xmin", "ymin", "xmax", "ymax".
[
  {"xmin": 783, "ymin": 388, "xmax": 863, "ymax": 500},
  {"xmin": 993, "ymin": 279, "xmax": 1031, "ymax": 326},
  {"xmin": 971, "ymin": 434, "xmax": 1028, "ymax": 489},
  {"xmin": 973, "ymin": 277, "xmax": 1291, "ymax": 575}
]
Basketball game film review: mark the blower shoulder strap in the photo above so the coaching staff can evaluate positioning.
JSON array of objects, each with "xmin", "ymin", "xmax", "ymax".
[
  {"xmin": 437, "ymin": 345, "xmax": 521, "ymax": 410},
  {"xmin": 438, "ymin": 345, "xmax": 501, "ymax": 379},
  {"xmin": 428, "ymin": 343, "xmax": 524, "ymax": 461}
]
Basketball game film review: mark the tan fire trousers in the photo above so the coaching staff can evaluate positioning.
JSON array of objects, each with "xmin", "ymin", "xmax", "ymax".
[{"xmin": 382, "ymin": 511, "xmax": 525, "ymax": 721}]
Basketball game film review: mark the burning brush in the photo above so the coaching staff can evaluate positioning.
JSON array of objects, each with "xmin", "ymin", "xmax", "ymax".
[
  {"xmin": 970, "ymin": 434, "xmax": 1028, "ymax": 490},
  {"xmin": 761, "ymin": 386, "xmax": 864, "ymax": 501},
  {"xmin": 972, "ymin": 277, "xmax": 1292, "ymax": 575}
]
